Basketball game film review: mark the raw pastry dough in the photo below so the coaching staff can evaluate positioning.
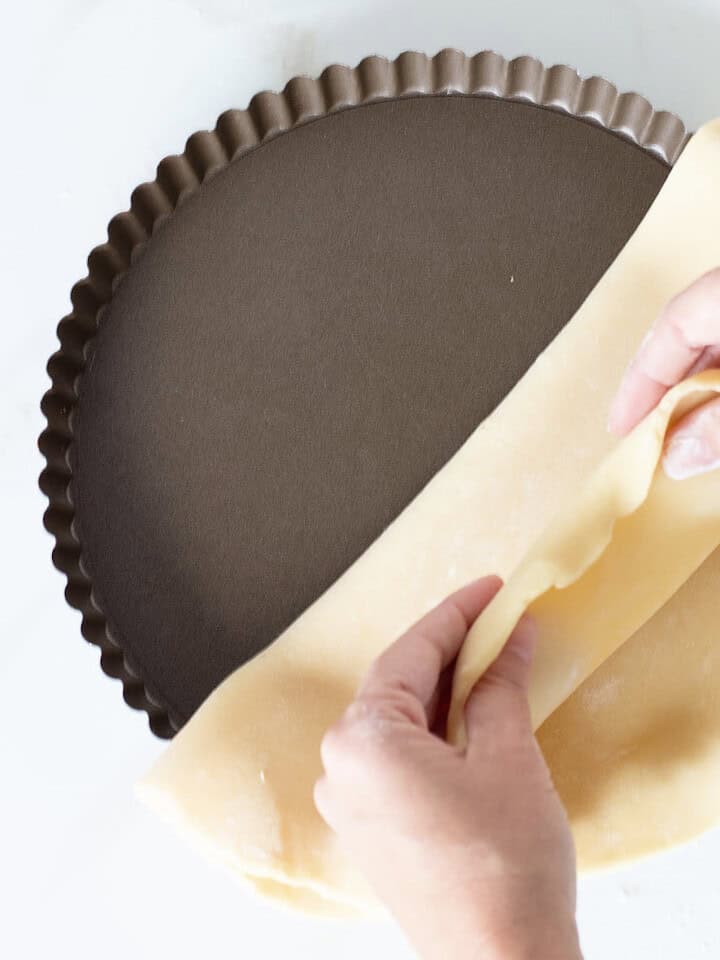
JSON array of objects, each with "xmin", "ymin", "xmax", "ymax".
[
  {"xmin": 447, "ymin": 372, "xmax": 720, "ymax": 746},
  {"xmin": 140, "ymin": 119, "xmax": 720, "ymax": 910}
]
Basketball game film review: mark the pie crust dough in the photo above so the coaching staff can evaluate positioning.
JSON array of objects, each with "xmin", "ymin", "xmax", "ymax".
[{"xmin": 139, "ymin": 120, "xmax": 720, "ymax": 910}]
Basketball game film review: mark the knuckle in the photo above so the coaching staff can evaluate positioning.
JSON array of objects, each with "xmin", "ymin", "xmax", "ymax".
[
  {"xmin": 477, "ymin": 669, "xmax": 521, "ymax": 696},
  {"xmin": 467, "ymin": 679, "xmax": 532, "ymax": 728},
  {"xmin": 379, "ymin": 687, "xmax": 427, "ymax": 727}
]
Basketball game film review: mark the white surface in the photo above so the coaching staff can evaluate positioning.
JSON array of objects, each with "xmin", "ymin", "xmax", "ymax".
[{"xmin": 2, "ymin": 1, "xmax": 720, "ymax": 957}]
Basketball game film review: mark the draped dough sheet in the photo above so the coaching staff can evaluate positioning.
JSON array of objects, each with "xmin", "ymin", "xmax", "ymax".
[
  {"xmin": 447, "ymin": 372, "xmax": 720, "ymax": 746},
  {"xmin": 139, "ymin": 119, "xmax": 720, "ymax": 911}
]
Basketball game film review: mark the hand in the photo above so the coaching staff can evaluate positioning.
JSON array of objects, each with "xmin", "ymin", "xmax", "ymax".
[
  {"xmin": 608, "ymin": 267, "xmax": 720, "ymax": 478},
  {"xmin": 315, "ymin": 576, "xmax": 581, "ymax": 960}
]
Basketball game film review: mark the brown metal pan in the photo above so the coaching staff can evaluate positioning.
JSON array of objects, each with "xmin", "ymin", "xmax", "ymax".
[{"xmin": 39, "ymin": 50, "xmax": 687, "ymax": 736}]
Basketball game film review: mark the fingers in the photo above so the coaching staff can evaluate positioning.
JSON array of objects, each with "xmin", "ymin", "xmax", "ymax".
[
  {"xmin": 609, "ymin": 267, "xmax": 720, "ymax": 435},
  {"xmin": 464, "ymin": 614, "xmax": 538, "ymax": 744},
  {"xmin": 663, "ymin": 395, "xmax": 720, "ymax": 479},
  {"xmin": 357, "ymin": 575, "xmax": 503, "ymax": 725},
  {"xmin": 316, "ymin": 577, "xmax": 506, "ymax": 828}
]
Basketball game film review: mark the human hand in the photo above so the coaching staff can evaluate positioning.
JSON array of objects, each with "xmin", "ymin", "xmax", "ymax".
[
  {"xmin": 315, "ymin": 576, "xmax": 581, "ymax": 960},
  {"xmin": 608, "ymin": 267, "xmax": 720, "ymax": 478}
]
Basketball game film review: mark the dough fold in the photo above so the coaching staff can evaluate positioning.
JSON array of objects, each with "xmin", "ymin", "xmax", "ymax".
[
  {"xmin": 448, "ymin": 372, "xmax": 720, "ymax": 747},
  {"xmin": 139, "ymin": 120, "xmax": 720, "ymax": 910}
]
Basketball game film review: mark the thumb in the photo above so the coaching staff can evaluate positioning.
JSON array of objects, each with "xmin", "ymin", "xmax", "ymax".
[
  {"xmin": 663, "ymin": 395, "xmax": 720, "ymax": 480},
  {"xmin": 464, "ymin": 615, "xmax": 537, "ymax": 738}
]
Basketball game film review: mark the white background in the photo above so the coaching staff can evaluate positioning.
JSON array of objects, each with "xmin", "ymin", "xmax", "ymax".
[{"xmin": 2, "ymin": 1, "xmax": 720, "ymax": 957}]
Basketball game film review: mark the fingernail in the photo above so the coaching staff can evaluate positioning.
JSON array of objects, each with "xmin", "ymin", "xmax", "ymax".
[{"xmin": 663, "ymin": 434, "xmax": 720, "ymax": 480}]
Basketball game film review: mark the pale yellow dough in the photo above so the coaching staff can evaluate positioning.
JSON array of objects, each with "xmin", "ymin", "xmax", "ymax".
[
  {"xmin": 447, "ymin": 373, "xmax": 720, "ymax": 745},
  {"xmin": 140, "ymin": 120, "xmax": 720, "ymax": 911}
]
